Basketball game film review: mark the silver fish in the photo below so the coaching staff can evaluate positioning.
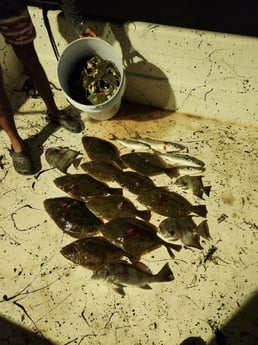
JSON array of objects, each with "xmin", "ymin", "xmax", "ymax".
[
  {"xmin": 175, "ymin": 175, "xmax": 211, "ymax": 199},
  {"xmin": 45, "ymin": 146, "xmax": 80, "ymax": 173},
  {"xmin": 155, "ymin": 152, "xmax": 205, "ymax": 168},
  {"xmin": 132, "ymin": 132, "xmax": 187, "ymax": 152},
  {"xmin": 110, "ymin": 134, "xmax": 151, "ymax": 150},
  {"xmin": 91, "ymin": 260, "xmax": 174, "ymax": 295}
]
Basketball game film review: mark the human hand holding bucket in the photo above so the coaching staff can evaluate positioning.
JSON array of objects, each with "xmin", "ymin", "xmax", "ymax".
[{"xmin": 57, "ymin": 37, "xmax": 126, "ymax": 120}]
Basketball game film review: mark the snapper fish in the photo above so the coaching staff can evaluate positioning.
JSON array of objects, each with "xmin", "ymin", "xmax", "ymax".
[
  {"xmin": 45, "ymin": 146, "xmax": 81, "ymax": 173},
  {"xmin": 60, "ymin": 236, "xmax": 132, "ymax": 271},
  {"xmin": 82, "ymin": 136, "xmax": 126, "ymax": 169},
  {"xmin": 54, "ymin": 173, "xmax": 122, "ymax": 201},
  {"xmin": 131, "ymin": 132, "xmax": 187, "ymax": 153},
  {"xmin": 43, "ymin": 197, "xmax": 103, "ymax": 238},
  {"xmin": 86, "ymin": 195, "xmax": 151, "ymax": 221},
  {"xmin": 91, "ymin": 260, "xmax": 174, "ymax": 296},
  {"xmin": 175, "ymin": 175, "xmax": 211, "ymax": 199},
  {"xmin": 100, "ymin": 217, "xmax": 182, "ymax": 262}
]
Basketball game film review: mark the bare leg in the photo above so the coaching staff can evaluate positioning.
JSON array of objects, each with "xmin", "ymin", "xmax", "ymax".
[
  {"xmin": 12, "ymin": 42, "xmax": 60, "ymax": 117},
  {"xmin": 0, "ymin": 65, "xmax": 25, "ymax": 153}
]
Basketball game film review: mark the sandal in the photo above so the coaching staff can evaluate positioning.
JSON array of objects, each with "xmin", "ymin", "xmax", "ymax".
[
  {"xmin": 9, "ymin": 148, "xmax": 34, "ymax": 175},
  {"xmin": 46, "ymin": 110, "xmax": 83, "ymax": 133}
]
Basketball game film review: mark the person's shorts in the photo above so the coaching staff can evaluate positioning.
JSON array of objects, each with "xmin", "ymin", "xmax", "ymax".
[{"xmin": 0, "ymin": 9, "xmax": 36, "ymax": 46}]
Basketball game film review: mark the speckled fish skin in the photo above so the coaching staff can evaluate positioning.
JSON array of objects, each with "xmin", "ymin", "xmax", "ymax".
[
  {"xmin": 120, "ymin": 152, "xmax": 180, "ymax": 178},
  {"xmin": 45, "ymin": 146, "xmax": 80, "ymax": 173},
  {"xmin": 53, "ymin": 173, "xmax": 123, "ymax": 201},
  {"xmin": 137, "ymin": 186, "xmax": 208, "ymax": 218},
  {"xmin": 43, "ymin": 197, "xmax": 103, "ymax": 238},
  {"xmin": 114, "ymin": 170, "xmax": 157, "ymax": 194},
  {"xmin": 132, "ymin": 132, "xmax": 187, "ymax": 152},
  {"xmin": 100, "ymin": 217, "xmax": 182, "ymax": 262},
  {"xmin": 60, "ymin": 236, "xmax": 132, "ymax": 271},
  {"xmin": 158, "ymin": 216, "xmax": 203, "ymax": 249},
  {"xmin": 175, "ymin": 175, "xmax": 211, "ymax": 199},
  {"xmin": 82, "ymin": 136, "xmax": 126, "ymax": 169},
  {"xmin": 91, "ymin": 260, "xmax": 174, "ymax": 295},
  {"xmin": 80, "ymin": 160, "xmax": 121, "ymax": 182},
  {"xmin": 86, "ymin": 195, "xmax": 151, "ymax": 221}
]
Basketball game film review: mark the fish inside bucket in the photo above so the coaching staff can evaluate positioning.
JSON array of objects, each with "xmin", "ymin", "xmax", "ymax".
[{"xmin": 58, "ymin": 38, "xmax": 126, "ymax": 120}]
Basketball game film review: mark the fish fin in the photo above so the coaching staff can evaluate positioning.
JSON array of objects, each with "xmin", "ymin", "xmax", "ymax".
[
  {"xmin": 183, "ymin": 233, "xmax": 203, "ymax": 249},
  {"xmin": 155, "ymin": 262, "xmax": 174, "ymax": 282},
  {"xmin": 140, "ymin": 284, "xmax": 152, "ymax": 290},
  {"xmin": 133, "ymin": 261, "xmax": 152, "ymax": 274},
  {"xmin": 203, "ymin": 185, "xmax": 212, "ymax": 197},
  {"xmin": 192, "ymin": 204, "xmax": 207, "ymax": 218},
  {"xmin": 73, "ymin": 157, "xmax": 83, "ymax": 169},
  {"xmin": 165, "ymin": 167, "xmax": 180, "ymax": 178},
  {"xmin": 113, "ymin": 286, "xmax": 126, "ymax": 296},
  {"xmin": 197, "ymin": 219, "xmax": 211, "ymax": 240},
  {"xmin": 137, "ymin": 210, "xmax": 152, "ymax": 222}
]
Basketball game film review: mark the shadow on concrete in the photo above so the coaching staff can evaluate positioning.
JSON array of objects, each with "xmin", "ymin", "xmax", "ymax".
[
  {"xmin": 0, "ymin": 315, "xmax": 53, "ymax": 345},
  {"xmin": 180, "ymin": 292, "xmax": 258, "ymax": 345}
]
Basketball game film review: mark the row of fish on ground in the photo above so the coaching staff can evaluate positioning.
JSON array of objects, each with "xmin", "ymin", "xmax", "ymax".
[{"xmin": 43, "ymin": 134, "xmax": 211, "ymax": 295}]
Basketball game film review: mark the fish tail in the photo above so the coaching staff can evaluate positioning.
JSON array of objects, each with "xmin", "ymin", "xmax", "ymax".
[
  {"xmin": 165, "ymin": 242, "xmax": 182, "ymax": 259},
  {"xmin": 197, "ymin": 219, "xmax": 211, "ymax": 240},
  {"xmin": 137, "ymin": 210, "xmax": 152, "ymax": 222},
  {"xmin": 192, "ymin": 204, "xmax": 208, "ymax": 218},
  {"xmin": 203, "ymin": 185, "xmax": 211, "ymax": 197},
  {"xmin": 155, "ymin": 263, "xmax": 174, "ymax": 282}
]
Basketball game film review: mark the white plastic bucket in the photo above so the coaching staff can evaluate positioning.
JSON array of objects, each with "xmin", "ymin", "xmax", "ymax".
[{"xmin": 57, "ymin": 37, "xmax": 125, "ymax": 120}]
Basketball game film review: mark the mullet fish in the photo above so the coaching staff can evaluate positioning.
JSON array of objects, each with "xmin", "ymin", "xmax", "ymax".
[
  {"xmin": 131, "ymin": 132, "xmax": 187, "ymax": 153},
  {"xmin": 91, "ymin": 260, "xmax": 174, "ymax": 296}
]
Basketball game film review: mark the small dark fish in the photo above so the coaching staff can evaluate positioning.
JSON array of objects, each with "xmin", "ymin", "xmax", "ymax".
[
  {"xmin": 100, "ymin": 217, "xmax": 181, "ymax": 262},
  {"xmin": 82, "ymin": 136, "xmax": 126, "ymax": 169},
  {"xmin": 44, "ymin": 197, "xmax": 103, "ymax": 238},
  {"xmin": 60, "ymin": 236, "xmax": 132, "ymax": 271},
  {"xmin": 175, "ymin": 175, "xmax": 211, "ymax": 199},
  {"xmin": 159, "ymin": 216, "xmax": 204, "ymax": 249},
  {"xmin": 132, "ymin": 132, "xmax": 187, "ymax": 152},
  {"xmin": 54, "ymin": 173, "xmax": 123, "ymax": 201},
  {"xmin": 121, "ymin": 151, "xmax": 180, "ymax": 178},
  {"xmin": 80, "ymin": 160, "xmax": 121, "ymax": 182},
  {"xmin": 86, "ymin": 195, "xmax": 151, "ymax": 221},
  {"xmin": 137, "ymin": 186, "xmax": 208, "ymax": 218},
  {"xmin": 91, "ymin": 260, "xmax": 174, "ymax": 296},
  {"xmin": 114, "ymin": 170, "xmax": 157, "ymax": 194},
  {"xmin": 45, "ymin": 146, "xmax": 80, "ymax": 173}
]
